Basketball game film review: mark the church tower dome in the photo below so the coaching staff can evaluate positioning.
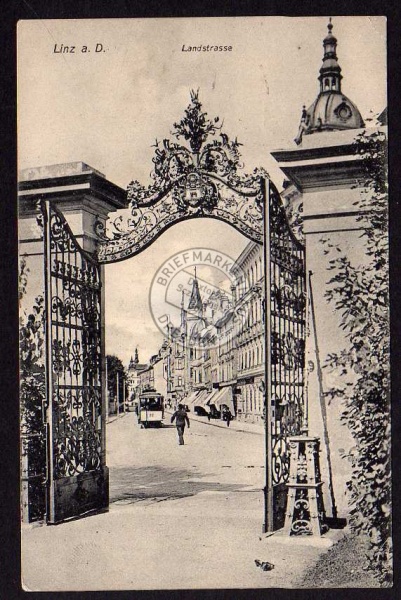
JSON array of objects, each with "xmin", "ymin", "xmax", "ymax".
[{"xmin": 295, "ymin": 19, "xmax": 365, "ymax": 144}]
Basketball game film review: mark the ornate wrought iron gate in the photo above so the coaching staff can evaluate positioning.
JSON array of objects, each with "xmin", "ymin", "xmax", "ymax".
[
  {"xmin": 93, "ymin": 92, "xmax": 306, "ymax": 532},
  {"xmin": 263, "ymin": 181, "xmax": 306, "ymax": 531},
  {"xmin": 31, "ymin": 92, "xmax": 305, "ymax": 529},
  {"xmin": 42, "ymin": 201, "xmax": 108, "ymax": 523}
]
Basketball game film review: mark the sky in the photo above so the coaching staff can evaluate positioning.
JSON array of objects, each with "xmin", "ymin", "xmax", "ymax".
[{"xmin": 17, "ymin": 16, "xmax": 387, "ymax": 366}]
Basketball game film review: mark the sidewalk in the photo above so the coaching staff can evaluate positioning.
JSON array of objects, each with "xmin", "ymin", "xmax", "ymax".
[
  {"xmin": 21, "ymin": 483, "xmax": 343, "ymax": 591},
  {"xmin": 166, "ymin": 408, "xmax": 265, "ymax": 436},
  {"xmin": 107, "ymin": 411, "xmax": 130, "ymax": 425}
]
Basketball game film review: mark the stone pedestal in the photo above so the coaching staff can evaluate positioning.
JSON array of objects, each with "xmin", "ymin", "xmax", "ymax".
[{"xmin": 283, "ymin": 436, "xmax": 328, "ymax": 536}]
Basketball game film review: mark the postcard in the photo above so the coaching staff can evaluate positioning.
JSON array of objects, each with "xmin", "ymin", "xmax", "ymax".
[{"xmin": 18, "ymin": 16, "xmax": 389, "ymax": 590}]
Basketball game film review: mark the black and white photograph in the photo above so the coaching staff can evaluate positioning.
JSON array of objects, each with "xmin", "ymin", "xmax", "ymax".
[{"xmin": 17, "ymin": 15, "xmax": 390, "ymax": 590}]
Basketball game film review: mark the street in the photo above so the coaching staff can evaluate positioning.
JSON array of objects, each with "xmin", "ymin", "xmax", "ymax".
[
  {"xmin": 21, "ymin": 412, "xmax": 331, "ymax": 591},
  {"xmin": 108, "ymin": 410, "xmax": 265, "ymax": 507}
]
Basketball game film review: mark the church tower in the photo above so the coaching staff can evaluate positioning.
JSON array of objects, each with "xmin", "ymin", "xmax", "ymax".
[
  {"xmin": 187, "ymin": 267, "xmax": 203, "ymax": 319},
  {"xmin": 185, "ymin": 268, "xmax": 207, "ymax": 390},
  {"xmin": 186, "ymin": 267, "xmax": 206, "ymax": 343},
  {"xmin": 295, "ymin": 19, "xmax": 364, "ymax": 144}
]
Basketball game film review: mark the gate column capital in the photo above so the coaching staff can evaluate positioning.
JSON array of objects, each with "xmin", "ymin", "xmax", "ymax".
[{"xmin": 18, "ymin": 161, "xmax": 128, "ymax": 255}]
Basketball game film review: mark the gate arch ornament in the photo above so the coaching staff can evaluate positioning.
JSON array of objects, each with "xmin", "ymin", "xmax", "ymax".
[{"xmin": 95, "ymin": 90, "xmax": 266, "ymax": 263}]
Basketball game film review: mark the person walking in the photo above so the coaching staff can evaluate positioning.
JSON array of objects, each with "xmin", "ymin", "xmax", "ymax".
[
  {"xmin": 171, "ymin": 404, "xmax": 190, "ymax": 445},
  {"xmin": 224, "ymin": 408, "xmax": 232, "ymax": 427}
]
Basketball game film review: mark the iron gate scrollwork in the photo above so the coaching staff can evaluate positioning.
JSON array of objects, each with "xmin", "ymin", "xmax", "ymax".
[
  {"xmin": 264, "ymin": 181, "xmax": 306, "ymax": 531},
  {"xmin": 43, "ymin": 201, "xmax": 108, "ymax": 523},
  {"xmin": 95, "ymin": 90, "xmax": 265, "ymax": 262}
]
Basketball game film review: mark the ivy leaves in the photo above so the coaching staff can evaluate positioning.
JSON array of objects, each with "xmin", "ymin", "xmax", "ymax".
[
  {"xmin": 19, "ymin": 259, "xmax": 46, "ymax": 476},
  {"xmin": 323, "ymin": 128, "xmax": 391, "ymax": 584}
]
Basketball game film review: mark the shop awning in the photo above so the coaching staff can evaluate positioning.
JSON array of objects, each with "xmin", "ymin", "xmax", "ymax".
[
  {"xmin": 185, "ymin": 390, "xmax": 201, "ymax": 406},
  {"xmin": 194, "ymin": 389, "xmax": 209, "ymax": 406},
  {"xmin": 210, "ymin": 386, "xmax": 235, "ymax": 413},
  {"xmin": 204, "ymin": 389, "xmax": 219, "ymax": 406}
]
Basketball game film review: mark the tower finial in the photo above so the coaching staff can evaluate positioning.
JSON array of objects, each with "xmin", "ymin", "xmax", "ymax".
[
  {"xmin": 319, "ymin": 17, "xmax": 341, "ymax": 94},
  {"xmin": 294, "ymin": 16, "xmax": 364, "ymax": 142},
  {"xmin": 194, "ymin": 266, "xmax": 197, "ymax": 279}
]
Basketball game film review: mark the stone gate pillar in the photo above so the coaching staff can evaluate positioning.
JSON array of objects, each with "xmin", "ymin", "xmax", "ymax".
[
  {"xmin": 272, "ymin": 125, "xmax": 386, "ymax": 518},
  {"xmin": 18, "ymin": 162, "xmax": 127, "ymax": 522}
]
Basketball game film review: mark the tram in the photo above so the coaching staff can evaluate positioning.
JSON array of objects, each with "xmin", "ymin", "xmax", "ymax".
[{"xmin": 137, "ymin": 390, "xmax": 164, "ymax": 428}]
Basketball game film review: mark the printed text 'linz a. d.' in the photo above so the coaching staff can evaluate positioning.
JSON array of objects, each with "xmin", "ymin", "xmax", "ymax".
[{"xmin": 53, "ymin": 43, "xmax": 107, "ymax": 54}]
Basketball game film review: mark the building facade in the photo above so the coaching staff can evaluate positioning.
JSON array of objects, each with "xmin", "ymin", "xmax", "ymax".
[
  {"xmin": 126, "ymin": 348, "xmax": 149, "ymax": 401},
  {"xmin": 231, "ymin": 243, "xmax": 265, "ymax": 423},
  {"xmin": 160, "ymin": 260, "xmax": 263, "ymax": 421}
]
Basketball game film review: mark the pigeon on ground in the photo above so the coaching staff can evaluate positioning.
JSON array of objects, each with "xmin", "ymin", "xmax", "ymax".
[{"xmin": 255, "ymin": 559, "xmax": 274, "ymax": 571}]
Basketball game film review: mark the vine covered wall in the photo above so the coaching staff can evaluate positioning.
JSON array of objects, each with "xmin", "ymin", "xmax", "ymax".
[
  {"xmin": 323, "ymin": 128, "xmax": 391, "ymax": 584},
  {"xmin": 20, "ymin": 257, "xmax": 47, "ymax": 522}
]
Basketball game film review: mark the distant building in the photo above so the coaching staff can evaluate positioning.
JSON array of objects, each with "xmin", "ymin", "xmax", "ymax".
[
  {"xmin": 206, "ymin": 291, "xmax": 236, "ymax": 415},
  {"xmin": 231, "ymin": 243, "xmax": 265, "ymax": 423},
  {"xmin": 138, "ymin": 364, "xmax": 154, "ymax": 394},
  {"xmin": 162, "ymin": 262, "xmax": 261, "ymax": 419},
  {"xmin": 150, "ymin": 347, "xmax": 169, "ymax": 398},
  {"xmin": 126, "ymin": 348, "xmax": 149, "ymax": 400}
]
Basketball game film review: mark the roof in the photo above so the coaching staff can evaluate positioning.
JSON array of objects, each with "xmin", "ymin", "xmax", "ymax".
[
  {"xmin": 377, "ymin": 107, "xmax": 387, "ymax": 126},
  {"xmin": 304, "ymin": 92, "xmax": 364, "ymax": 136},
  {"xmin": 188, "ymin": 276, "xmax": 203, "ymax": 311},
  {"xmin": 129, "ymin": 363, "xmax": 148, "ymax": 372},
  {"xmin": 214, "ymin": 309, "xmax": 234, "ymax": 329},
  {"xmin": 231, "ymin": 241, "xmax": 260, "ymax": 273}
]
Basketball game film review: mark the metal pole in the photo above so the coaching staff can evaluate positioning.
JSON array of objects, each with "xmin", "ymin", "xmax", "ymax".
[
  {"xmin": 308, "ymin": 271, "xmax": 338, "ymax": 519},
  {"xmin": 123, "ymin": 374, "xmax": 126, "ymax": 414},
  {"xmin": 302, "ymin": 273, "xmax": 310, "ymax": 436},
  {"xmin": 262, "ymin": 178, "xmax": 274, "ymax": 533},
  {"xmin": 117, "ymin": 370, "xmax": 120, "ymax": 416},
  {"xmin": 105, "ymin": 356, "xmax": 109, "ymax": 423},
  {"xmin": 43, "ymin": 200, "xmax": 55, "ymax": 523}
]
